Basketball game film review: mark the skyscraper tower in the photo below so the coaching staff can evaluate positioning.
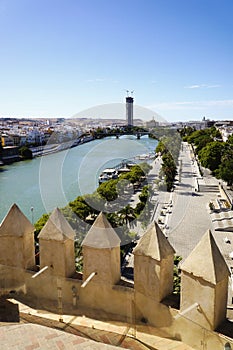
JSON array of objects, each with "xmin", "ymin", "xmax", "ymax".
[{"xmin": 126, "ymin": 91, "xmax": 134, "ymax": 127}]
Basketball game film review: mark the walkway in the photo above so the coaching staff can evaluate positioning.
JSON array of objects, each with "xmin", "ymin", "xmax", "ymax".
[
  {"xmin": 0, "ymin": 298, "xmax": 194, "ymax": 349},
  {"xmin": 165, "ymin": 142, "xmax": 214, "ymax": 259},
  {"xmin": 125, "ymin": 142, "xmax": 227, "ymax": 261}
]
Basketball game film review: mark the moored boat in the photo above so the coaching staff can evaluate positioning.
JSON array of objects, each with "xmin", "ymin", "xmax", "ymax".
[{"xmin": 98, "ymin": 168, "xmax": 118, "ymax": 184}]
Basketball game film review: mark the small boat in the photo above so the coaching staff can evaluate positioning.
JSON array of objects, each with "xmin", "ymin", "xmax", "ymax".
[
  {"xmin": 98, "ymin": 168, "xmax": 118, "ymax": 184},
  {"xmin": 135, "ymin": 153, "xmax": 155, "ymax": 160}
]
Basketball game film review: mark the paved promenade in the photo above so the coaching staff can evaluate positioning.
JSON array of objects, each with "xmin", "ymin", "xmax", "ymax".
[
  {"xmin": 131, "ymin": 141, "xmax": 231, "ymax": 263},
  {"xmin": 0, "ymin": 298, "xmax": 193, "ymax": 350},
  {"xmin": 130, "ymin": 144, "xmax": 212, "ymax": 259},
  {"xmin": 166, "ymin": 142, "xmax": 214, "ymax": 259},
  {"xmin": 125, "ymin": 141, "xmax": 233, "ymax": 276}
]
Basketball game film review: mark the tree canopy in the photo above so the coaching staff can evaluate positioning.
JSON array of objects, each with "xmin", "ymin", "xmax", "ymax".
[
  {"xmin": 217, "ymin": 159, "xmax": 233, "ymax": 186},
  {"xmin": 198, "ymin": 141, "xmax": 224, "ymax": 172},
  {"xmin": 19, "ymin": 146, "xmax": 33, "ymax": 159},
  {"xmin": 181, "ymin": 126, "xmax": 233, "ymax": 186}
]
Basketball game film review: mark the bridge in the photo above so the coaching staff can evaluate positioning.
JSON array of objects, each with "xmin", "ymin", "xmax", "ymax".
[{"xmin": 95, "ymin": 130, "xmax": 150, "ymax": 139}]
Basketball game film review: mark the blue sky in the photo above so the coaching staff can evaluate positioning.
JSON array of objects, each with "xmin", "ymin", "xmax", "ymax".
[{"xmin": 1, "ymin": 0, "xmax": 233, "ymax": 122}]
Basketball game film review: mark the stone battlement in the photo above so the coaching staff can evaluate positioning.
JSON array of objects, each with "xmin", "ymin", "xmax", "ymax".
[{"xmin": 0, "ymin": 203, "xmax": 232, "ymax": 350}]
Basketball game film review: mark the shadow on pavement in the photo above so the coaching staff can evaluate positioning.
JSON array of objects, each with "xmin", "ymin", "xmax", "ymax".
[{"xmin": 0, "ymin": 297, "xmax": 20, "ymax": 322}]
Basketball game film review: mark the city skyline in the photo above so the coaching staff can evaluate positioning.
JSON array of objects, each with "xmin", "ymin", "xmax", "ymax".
[{"xmin": 1, "ymin": 0, "xmax": 233, "ymax": 122}]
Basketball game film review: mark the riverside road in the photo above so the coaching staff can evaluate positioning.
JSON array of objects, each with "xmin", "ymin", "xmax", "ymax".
[
  {"xmin": 167, "ymin": 142, "xmax": 215, "ymax": 259},
  {"xmin": 141, "ymin": 142, "xmax": 219, "ymax": 260}
]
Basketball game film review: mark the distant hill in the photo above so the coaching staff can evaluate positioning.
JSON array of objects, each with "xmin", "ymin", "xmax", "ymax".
[{"xmin": 72, "ymin": 103, "xmax": 165, "ymax": 123}]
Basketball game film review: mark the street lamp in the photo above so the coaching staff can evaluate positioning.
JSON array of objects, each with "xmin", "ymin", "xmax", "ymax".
[{"xmin": 30, "ymin": 206, "xmax": 34, "ymax": 225}]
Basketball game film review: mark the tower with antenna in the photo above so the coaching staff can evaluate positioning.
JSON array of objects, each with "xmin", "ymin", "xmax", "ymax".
[{"xmin": 125, "ymin": 90, "xmax": 134, "ymax": 127}]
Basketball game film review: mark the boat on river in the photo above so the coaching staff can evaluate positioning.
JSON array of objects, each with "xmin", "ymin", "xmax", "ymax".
[{"xmin": 98, "ymin": 168, "xmax": 119, "ymax": 184}]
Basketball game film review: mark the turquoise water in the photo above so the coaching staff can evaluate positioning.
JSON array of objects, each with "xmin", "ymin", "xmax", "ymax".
[{"xmin": 0, "ymin": 136, "xmax": 157, "ymax": 222}]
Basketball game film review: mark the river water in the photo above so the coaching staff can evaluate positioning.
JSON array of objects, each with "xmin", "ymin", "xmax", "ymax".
[{"xmin": 0, "ymin": 136, "xmax": 158, "ymax": 222}]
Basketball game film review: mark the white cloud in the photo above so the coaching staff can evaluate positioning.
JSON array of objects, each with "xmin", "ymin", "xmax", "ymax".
[
  {"xmin": 185, "ymin": 84, "xmax": 221, "ymax": 89},
  {"xmin": 185, "ymin": 84, "xmax": 203, "ymax": 89}
]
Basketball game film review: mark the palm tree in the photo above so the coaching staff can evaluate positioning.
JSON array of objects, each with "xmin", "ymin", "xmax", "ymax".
[{"xmin": 118, "ymin": 205, "xmax": 136, "ymax": 227}]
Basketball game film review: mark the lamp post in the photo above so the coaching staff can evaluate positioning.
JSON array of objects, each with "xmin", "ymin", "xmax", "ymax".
[{"xmin": 30, "ymin": 206, "xmax": 34, "ymax": 225}]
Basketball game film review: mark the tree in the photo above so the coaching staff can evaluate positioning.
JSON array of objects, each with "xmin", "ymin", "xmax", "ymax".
[
  {"xmin": 187, "ymin": 130, "xmax": 212, "ymax": 152},
  {"xmin": 185, "ymin": 126, "xmax": 222, "ymax": 154},
  {"xmin": 97, "ymin": 179, "xmax": 118, "ymax": 202},
  {"xmin": 134, "ymin": 201, "xmax": 146, "ymax": 215},
  {"xmin": 173, "ymin": 255, "xmax": 182, "ymax": 294},
  {"xmin": 118, "ymin": 205, "xmax": 136, "ymax": 226},
  {"xmin": 34, "ymin": 213, "xmax": 49, "ymax": 241},
  {"xmin": 19, "ymin": 146, "xmax": 33, "ymax": 159},
  {"xmin": 209, "ymin": 126, "xmax": 222, "ymax": 139},
  {"xmin": 155, "ymin": 133, "xmax": 181, "ymax": 164},
  {"xmin": 161, "ymin": 152, "xmax": 177, "ymax": 192},
  {"xmin": 139, "ymin": 185, "xmax": 149, "ymax": 203},
  {"xmin": 155, "ymin": 141, "xmax": 167, "ymax": 155},
  {"xmin": 217, "ymin": 159, "xmax": 233, "ymax": 186},
  {"xmin": 198, "ymin": 141, "xmax": 224, "ymax": 172},
  {"xmin": 227, "ymin": 134, "xmax": 233, "ymax": 145},
  {"xmin": 69, "ymin": 196, "xmax": 93, "ymax": 220},
  {"xmin": 119, "ymin": 165, "xmax": 145, "ymax": 184},
  {"xmin": 179, "ymin": 126, "xmax": 195, "ymax": 138}
]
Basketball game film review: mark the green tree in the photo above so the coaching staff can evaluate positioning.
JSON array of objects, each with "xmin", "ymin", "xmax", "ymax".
[
  {"xmin": 161, "ymin": 152, "xmax": 177, "ymax": 192},
  {"xmin": 227, "ymin": 134, "xmax": 233, "ymax": 145},
  {"xmin": 179, "ymin": 126, "xmax": 195, "ymax": 138},
  {"xmin": 185, "ymin": 126, "xmax": 222, "ymax": 154},
  {"xmin": 217, "ymin": 159, "xmax": 233, "ymax": 186},
  {"xmin": 119, "ymin": 165, "xmax": 145, "ymax": 184},
  {"xmin": 34, "ymin": 213, "xmax": 49, "ymax": 241},
  {"xmin": 118, "ymin": 205, "xmax": 136, "ymax": 226},
  {"xmin": 69, "ymin": 196, "xmax": 93, "ymax": 220},
  {"xmin": 187, "ymin": 130, "xmax": 212, "ymax": 152},
  {"xmin": 155, "ymin": 141, "xmax": 167, "ymax": 155},
  {"xmin": 134, "ymin": 201, "xmax": 146, "ymax": 215},
  {"xmin": 139, "ymin": 185, "xmax": 149, "ymax": 203},
  {"xmin": 209, "ymin": 126, "xmax": 222, "ymax": 139},
  {"xmin": 198, "ymin": 141, "xmax": 224, "ymax": 172},
  {"xmin": 155, "ymin": 133, "xmax": 181, "ymax": 164},
  {"xmin": 97, "ymin": 179, "xmax": 118, "ymax": 201},
  {"xmin": 173, "ymin": 255, "xmax": 182, "ymax": 294},
  {"xmin": 19, "ymin": 146, "xmax": 33, "ymax": 159}
]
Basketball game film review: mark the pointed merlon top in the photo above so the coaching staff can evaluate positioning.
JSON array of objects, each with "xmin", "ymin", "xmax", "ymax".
[
  {"xmin": 81, "ymin": 212, "xmax": 121, "ymax": 249},
  {"xmin": 38, "ymin": 208, "xmax": 75, "ymax": 241},
  {"xmin": 0, "ymin": 203, "xmax": 34, "ymax": 237},
  {"xmin": 181, "ymin": 230, "xmax": 230, "ymax": 284},
  {"xmin": 133, "ymin": 222, "xmax": 175, "ymax": 260}
]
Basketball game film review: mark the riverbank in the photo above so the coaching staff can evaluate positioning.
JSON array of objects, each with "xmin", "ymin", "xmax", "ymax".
[
  {"xmin": 0, "ymin": 136, "xmax": 158, "ymax": 222},
  {"xmin": 30, "ymin": 135, "xmax": 94, "ymax": 158},
  {"xmin": 0, "ymin": 133, "xmax": 155, "ymax": 166}
]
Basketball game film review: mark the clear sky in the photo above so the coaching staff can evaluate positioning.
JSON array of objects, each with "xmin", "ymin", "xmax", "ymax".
[{"xmin": 1, "ymin": 0, "xmax": 233, "ymax": 122}]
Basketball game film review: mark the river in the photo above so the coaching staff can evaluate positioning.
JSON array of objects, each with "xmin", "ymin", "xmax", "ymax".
[{"xmin": 0, "ymin": 136, "xmax": 158, "ymax": 223}]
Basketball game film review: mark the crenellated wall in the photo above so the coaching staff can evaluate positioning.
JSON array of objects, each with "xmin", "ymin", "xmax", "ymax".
[{"xmin": 0, "ymin": 204, "xmax": 232, "ymax": 350}]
